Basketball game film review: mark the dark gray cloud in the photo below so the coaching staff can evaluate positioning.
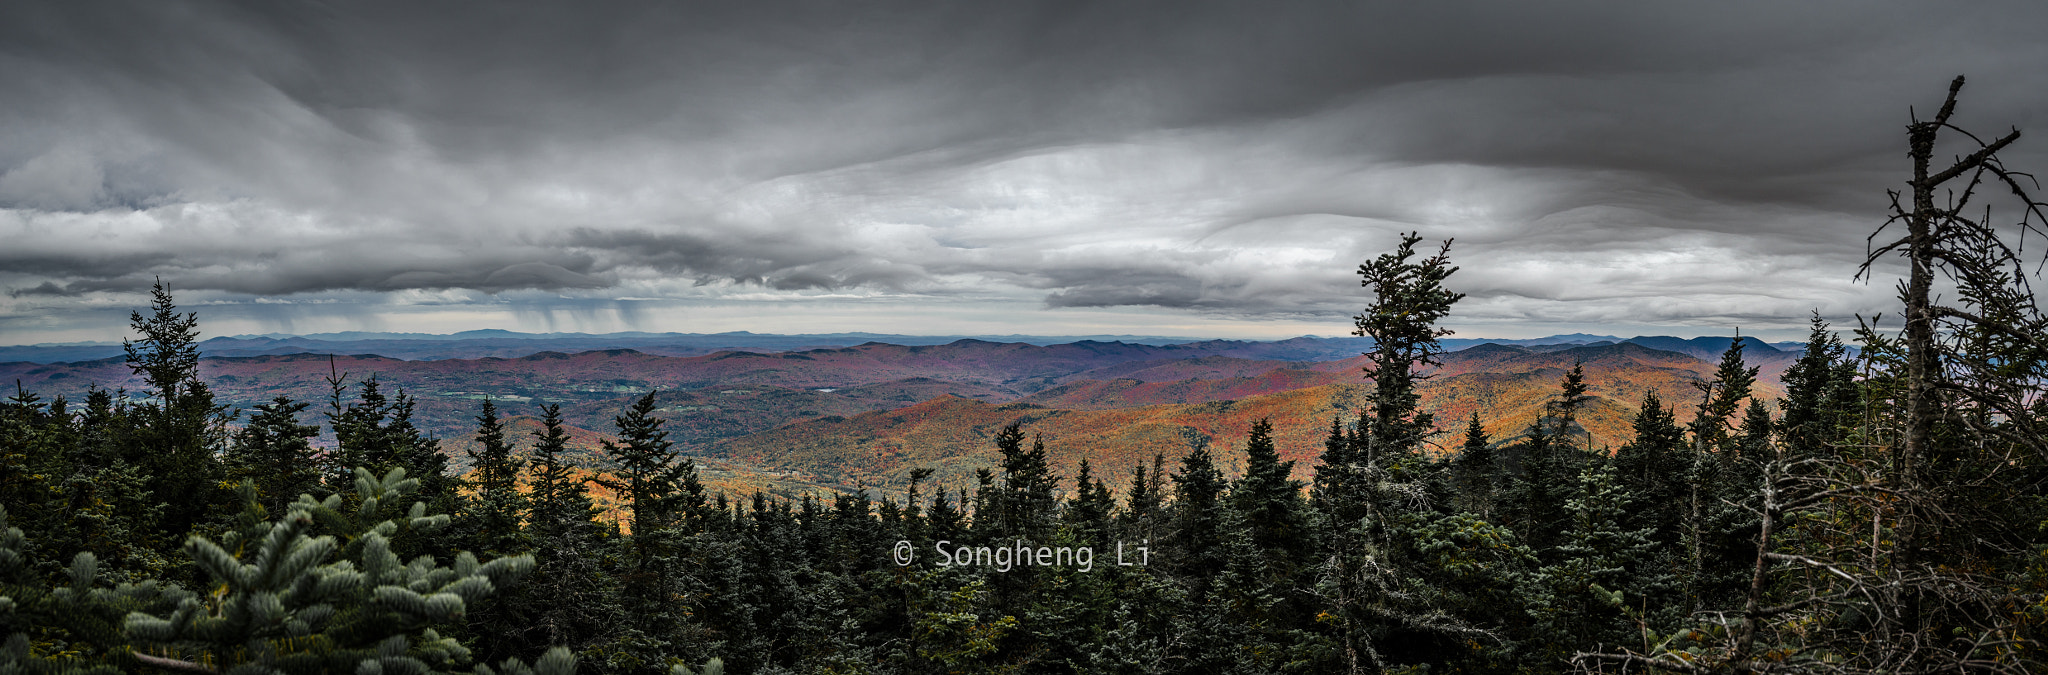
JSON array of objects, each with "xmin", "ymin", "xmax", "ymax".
[{"xmin": 2, "ymin": 1, "xmax": 2045, "ymax": 341}]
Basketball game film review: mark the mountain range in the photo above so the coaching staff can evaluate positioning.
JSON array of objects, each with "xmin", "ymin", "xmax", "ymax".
[
  {"xmin": 0, "ymin": 330, "xmax": 1804, "ymax": 364},
  {"xmin": 0, "ymin": 332, "xmax": 1804, "ymax": 505}
]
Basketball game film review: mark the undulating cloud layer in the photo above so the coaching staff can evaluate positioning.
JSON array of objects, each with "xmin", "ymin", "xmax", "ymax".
[{"xmin": 2, "ymin": 1, "xmax": 2045, "ymax": 342}]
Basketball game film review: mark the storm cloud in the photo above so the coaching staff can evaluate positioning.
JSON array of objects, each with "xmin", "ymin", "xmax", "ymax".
[{"xmin": 2, "ymin": 1, "xmax": 2045, "ymax": 341}]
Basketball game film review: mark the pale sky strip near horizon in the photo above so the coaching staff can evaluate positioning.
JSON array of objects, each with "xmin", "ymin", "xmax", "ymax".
[{"xmin": 2, "ymin": 1, "xmax": 2045, "ymax": 344}]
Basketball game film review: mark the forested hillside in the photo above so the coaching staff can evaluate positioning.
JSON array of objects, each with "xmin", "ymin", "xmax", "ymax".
[{"xmin": 0, "ymin": 337, "xmax": 1780, "ymax": 481}]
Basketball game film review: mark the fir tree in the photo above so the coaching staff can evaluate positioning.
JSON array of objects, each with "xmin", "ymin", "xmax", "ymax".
[
  {"xmin": 594, "ymin": 391, "xmax": 702, "ymax": 543},
  {"xmin": 1317, "ymin": 233, "xmax": 1477, "ymax": 674},
  {"xmin": 0, "ymin": 503, "xmax": 160, "ymax": 674},
  {"xmin": 464, "ymin": 398, "xmax": 528, "ymax": 556},
  {"xmin": 1166, "ymin": 439, "xmax": 1227, "ymax": 598},
  {"xmin": 1063, "ymin": 460, "xmax": 1115, "ymax": 548},
  {"xmin": 325, "ymin": 373, "xmax": 455, "ymax": 515},
  {"xmin": 1229, "ymin": 419, "xmax": 1308, "ymax": 575},
  {"xmin": 514, "ymin": 404, "xmax": 616, "ymax": 654},
  {"xmin": 225, "ymin": 395, "xmax": 323, "ymax": 517},
  {"xmin": 120, "ymin": 472, "xmax": 571, "ymax": 675},
  {"xmin": 121, "ymin": 281, "xmax": 231, "ymax": 547},
  {"xmin": 1528, "ymin": 457, "xmax": 1656, "ymax": 662},
  {"xmin": 1778, "ymin": 313, "xmax": 1858, "ymax": 459},
  {"xmin": 990, "ymin": 423, "xmax": 1056, "ymax": 540},
  {"xmin": 1352, "ymin": 232, "xmax": 1464, "ymax": 458},
  {"xmin": 1118, "ymin": 453, "xmax": 1166, "ymax": 545},
  {"xmin": 1455, "ymin": 412, "xmax": 1496, "ymax": 518}
]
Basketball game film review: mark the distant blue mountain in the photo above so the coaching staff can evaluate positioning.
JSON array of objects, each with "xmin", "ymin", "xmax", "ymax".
[
  {"xmin": 1622, "ymin": 335, "xmax": 1784, "ymax": 360},
  {"xmin": 1439, "ymin": 334, "xmax": 1624, "ymax": 350},
  {"xmin": 0, "ymin": 330, "xmax": 1813, "ymax": 365},
  {"xmin": 0, "ymin": 343, "xmax": 131, "ymax": 363}
]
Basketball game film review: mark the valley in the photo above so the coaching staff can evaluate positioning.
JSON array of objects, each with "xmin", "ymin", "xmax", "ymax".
[{"xmin": 1, "ymin": 333, "xmax": 1797, "ymax": 505}]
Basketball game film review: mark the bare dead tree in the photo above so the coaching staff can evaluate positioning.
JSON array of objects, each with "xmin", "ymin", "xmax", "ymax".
[
  {"xmin": 1575, "ymin": 448, "xmax": 2033, "ymax": 674},
  {"xmin": 1859, "ymin": 75, "xmax": 2048, "ymax": 466},
  {"xmin": 1574, "ymin": 75, "xmax": 2048, "ymax": 675}
]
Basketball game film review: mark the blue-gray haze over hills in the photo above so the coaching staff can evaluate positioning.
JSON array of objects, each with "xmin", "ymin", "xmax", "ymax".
[{"xmin": 0, "ymin": 330, "xmax": 1803, "ymax": 365}]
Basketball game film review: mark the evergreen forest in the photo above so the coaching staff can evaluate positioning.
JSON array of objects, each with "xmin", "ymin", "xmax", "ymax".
[{"xmin": 3, "ymin": 79, "xmax": 2047, "ymax": 675}]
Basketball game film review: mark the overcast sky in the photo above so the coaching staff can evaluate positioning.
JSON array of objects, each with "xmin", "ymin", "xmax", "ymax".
[{"xmin": 3, "ymin": 1, "xmax": 2046, "ymax": 344}]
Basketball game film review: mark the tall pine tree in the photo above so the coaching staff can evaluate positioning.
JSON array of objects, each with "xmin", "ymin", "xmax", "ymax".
[
  {"xmin": 1315, "ymin": 232, "xmax": 1476, "ymax": 674},
  {"xmin": 122, "ymin": 281, "xmax": 230, "ymax": 547}
]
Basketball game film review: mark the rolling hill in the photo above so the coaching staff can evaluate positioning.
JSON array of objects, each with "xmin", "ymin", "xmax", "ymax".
[
  {"xmin": 0, "ymin": 336, "xmax": 1796, "ymax": 508},
  {"xmin": 709, "ymin": 341, "xmax": 1786, "ymax": 498}
]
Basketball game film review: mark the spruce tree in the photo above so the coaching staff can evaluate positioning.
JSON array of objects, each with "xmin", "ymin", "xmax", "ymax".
[
  {"xmin": 990, "ymin": 423, "xmax": 1056, "ymax": 540},
  {"xmin": 1578, "ymin": 74, "xmax": 2048, "ymax": 675},
  {"xmin": 1218, "ymin": 419, "xmax": 1313, "ymax": 667},
  {"xmin": 594, "ymin": 391, "xmax": 702, "ymax": 544},
  {"xmin": 968, "ymin": 468, "xmax": 998, "ymax": 543},
  {"xmin": 1455, "ymin": 412, "xmax": 1495, "ymax": 518},
  {"xmin": 326, "ymin": 374, "xmax": 455, "ymax": 516},
  {"xmin": 1509, "ymin": 407, "xmax": 1566, "ymax": 553},
  {"xmin": 119, "ymin": 472, "xmax": 574, "ymax": 675},
  {"xmin": 1688, "ymin": 336, "xmax": 1759, "ymax": 454},
  {"xmin": 1613, "ymin": 392, "xmax": 1686, "ymax": 546},
  {"xmin": 590, "ymin": 392, "xmax": 716, "ymax": 670},
  {"xmin": 925, "ymin": 488, "xmax": 966, "ymax": 544},
  {"xmin": 1117, "ymin": 453, "xmax": 1166, "ymax": 545},
  {"xmin": 1548, "ymin": 361, "xmax": 1592, "ymax": 450},
  {"xmin": 121, "ymin": 281, "xmax": 230, "ymax": 547},
  {"xmin": 1504, "ymin": 362, "xmax": 1601, "ymax": 557},
  {"xmin": 0, "ymin": 387, "xmax": 60, "ymax": 535},
  {"xmin": 516, "ymin": 403, "xmax": 616, "ymax": 653},
  {"xmin": 1352, "ymin": 233, "xmax": 1464, "ymax": 459},
  {"xmin": 1315, "ymin": 232, "xmax": 1476, "ymax": 674},
  {"xmin": 464, "ymin": 398, "xmax": 527, "ymax": 556},
  {"xmin": 1779, "ymin": 313, "xmax": 1858, "ymax": 459},
  {"xmin": 226, "ymin": 395, "xmax": 323, "ymax": 517},
  {"xmin": 1737, "ymin": 399, "xmax": 1774, "ymax": 465},
  {"xmin": 1063, "ymin": 460, "xmax": 1115, "ymax": 548},
  {"xmin": 1603, "ymin": 390, "xmax": 1691, "ymax": 636},
  {"xmin": 72, "ymin": 385, "xmax": 129, "ymax": 471},
  {"xmin": 526, "ymin": 404, "xmax": 589, "ymax": 540},
  {"xmin": 1229, "ymin": 419, "xmax": 1308, "ymax": 574},
  {"xmin": 1528, "ymin": 457, "xmax": 1655, "ymax": 662},
  {"xmin": 900, "ymin": 467, "xmax": 933, "ymax": 545},
  {"xmin": 1677, "ymin": 336, "xmax": 1759, "ymax": 613},
  {"xmin": 1166, "ymin": 439, "xmax": 1227, "ymax": 597}
]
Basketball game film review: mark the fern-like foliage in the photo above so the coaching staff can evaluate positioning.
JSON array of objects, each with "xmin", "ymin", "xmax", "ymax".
[{"xmin": 119, "ymin": 469, "xmax": 568, "ymax": 675}]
